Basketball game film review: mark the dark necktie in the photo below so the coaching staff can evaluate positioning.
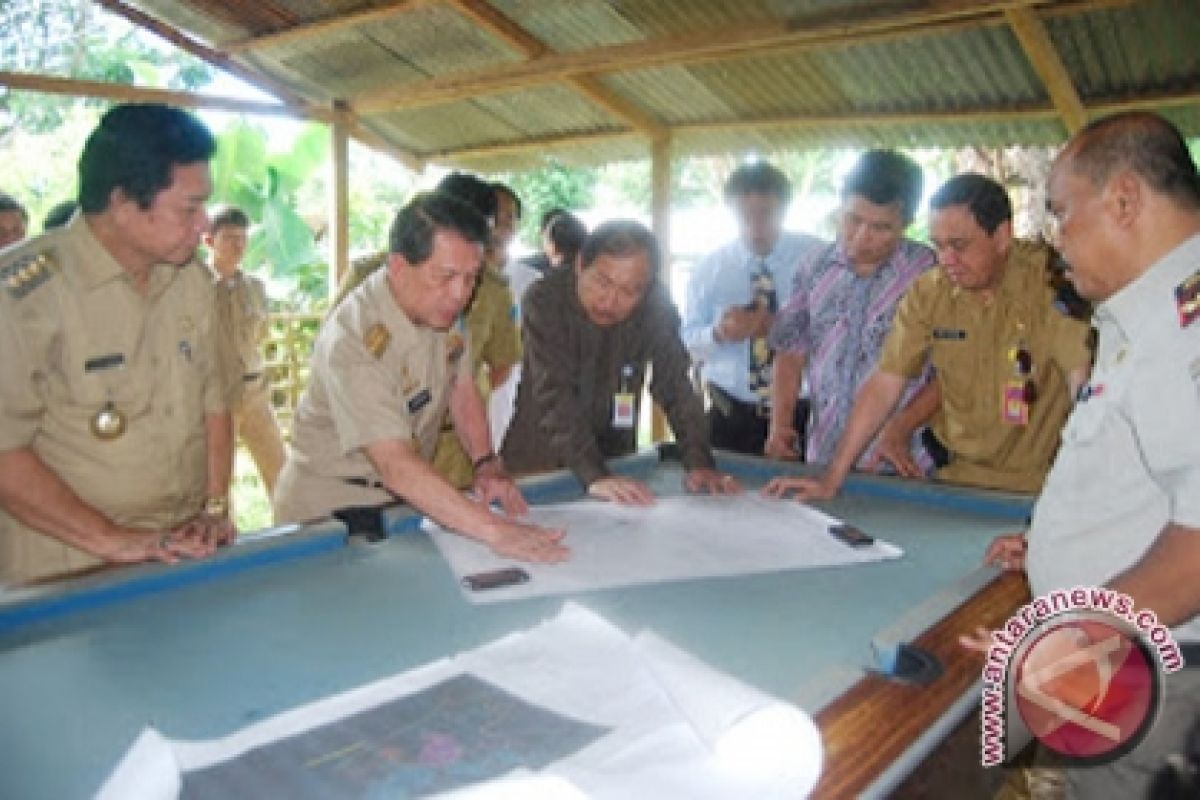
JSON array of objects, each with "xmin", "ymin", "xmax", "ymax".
[{"xmin": 748, "ymin": 258, "xmax": 776, "ymax": 400}]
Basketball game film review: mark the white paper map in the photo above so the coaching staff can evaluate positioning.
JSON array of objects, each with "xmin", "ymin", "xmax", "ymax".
[
  {"xmin": 426, "ymin": 494, "xmax": 902, "ymax": 604},
  {"xmin": 98, "ymin": 604, "xmax": 823, "ymax": 799}
]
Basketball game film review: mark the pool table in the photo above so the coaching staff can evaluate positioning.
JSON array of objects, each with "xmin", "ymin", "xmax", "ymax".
[{"xmin": 0, "ymin": 449, "xmax": 1032, "ymax": 799}]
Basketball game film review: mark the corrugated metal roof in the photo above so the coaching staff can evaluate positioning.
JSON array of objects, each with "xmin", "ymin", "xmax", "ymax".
[{"xmin": 96, "ymin": 0, "xmax": 1200, "ymax": 169}]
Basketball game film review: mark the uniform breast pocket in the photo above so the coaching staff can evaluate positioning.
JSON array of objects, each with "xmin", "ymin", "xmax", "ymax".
[
  {"xmin": 173, "ymin": 332, "xmax": 215, "ymax": 419},
  {"xmin": 929, "ymin": 340, "xmax": 975, "ymax": 408},
  {"xmin": 58, "ymin": 367, "xmax": 152, "ymax": 428}
]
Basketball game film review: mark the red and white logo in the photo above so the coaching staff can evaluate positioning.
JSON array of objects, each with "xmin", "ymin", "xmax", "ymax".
[{"xmin": 1011, "ymin": 614, "xmax": 1159, "ymax": 762}]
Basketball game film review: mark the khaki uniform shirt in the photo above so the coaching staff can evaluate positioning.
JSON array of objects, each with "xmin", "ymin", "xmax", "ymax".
[
  {"xmin": 877, "ymin": 240, "xmax": 1092, "ymax": 493},
  {"xmin": 273, "ymin": 269, "xmax": 473, "ymax": 523},
  {"xmin": 212, "ymin": 270, "xmax": 270, "ymax": 405},
  {"xmin": 0, "ymin": 216, "xmax": 233, "ymax": 584},
  {"xmin": 433, "ymin": 268, "xmax": 520, "ymax": 488},
  {"xmin": 331, "ymin": 251, "xmax": 386, "ymax": 310},
  {"xmin": 1028, "ymin": 233, "xmax": 1200, "ymax": 643}
]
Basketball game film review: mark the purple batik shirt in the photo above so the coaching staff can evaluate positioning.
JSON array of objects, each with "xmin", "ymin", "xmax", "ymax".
[{"xmin": 768, "ymin": 238, "xmax": 936, "ymax": 469}]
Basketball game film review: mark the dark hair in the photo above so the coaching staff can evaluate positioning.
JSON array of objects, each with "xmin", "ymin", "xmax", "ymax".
[
  {"xmin": 434, "ymin": 172, "xmax": 497, "ymax": 222},
  {"xmin": 930, "ymin": 173, "xmax": 1012, "ymax": 234},
  {"xmin": 843, "ymin": 149, "xmax": 924, "ymax": 224},
  {"xmin": 579, "ymin": 219, "xmax": 661, "ymax": 278},
  {"xmin": 547, "ymin": 212, "xmax": 587, "ymax": 266},
  {"xmin": 540, "ymin": 206, "xmax": 567, "ymax": 232},
  {"xmin": 723, "ymin": 162, "xmax": 792, "ymax": 205},
  {"xmin": 0, "ymin": 193, "xmax": 28, "ymax": 220},
  {"xmin": 209, "ymin": 205, "xmax": 250, "ymax": 233},
  {"xmin": 78, "ymin": 104, "xmax": 216, "ymax": 213},
  {"xmin": 491, "ymin": 182, "xmax": 522, "ymax": 219},
  {"xmin": 42, "ymin": 200, "xmax": 77, "ymax": 230},
  {"xmin": 1067, "ymin": 111, "xmax": 1200, "ymax": 210},
  {"xmin": 388, "ymin": 192, "xmax": 490, "ymax": 264}
]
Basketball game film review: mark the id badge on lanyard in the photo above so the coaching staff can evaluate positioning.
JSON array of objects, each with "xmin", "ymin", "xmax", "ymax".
[{"xmin": 612, "ymin": 363, "xmax": 636, "ymax": 429}]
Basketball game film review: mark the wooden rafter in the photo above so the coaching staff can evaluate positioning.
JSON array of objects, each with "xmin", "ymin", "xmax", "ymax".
[
  {"xmin": 92, "ymin": 0, "xmax": 422, "ymax": 169},
  {"xmin": 1005, "ymin": 7, "xmax": 1088, "ymax": 134},
  {"xmin": 93, "ymin": 0, "xmax": 315, "ymax": 113},
  {"xmin": 0, "ymin": 70, "xmax": 310, "ymax": 119},
  {"xmin": 222, "ymin": 1, "xmax": 433, "ymax": 55},
  {"xmin": 439, "ymin": 86, "xmax": 1200, "ymax": 165},
  {"xmin": 441, "ymin": 0, "xmax": 667, "ymax": 139},
  {"xmin": 444, "ymin": 0, "xmax": 547, "ymax": 59},
  {"xmin": 351, "ymin": 0, "xmax": 1127, "ymax": 115}
]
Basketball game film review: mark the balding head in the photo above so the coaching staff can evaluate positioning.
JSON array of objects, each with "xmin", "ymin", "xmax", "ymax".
[
  {"xmin": 1059, "ymin": 112, "xmax": 1200, "ymax": 210},
  {"xmin": 1048, "ymin": 112, "xmax": 1200, "ymax": 301}
]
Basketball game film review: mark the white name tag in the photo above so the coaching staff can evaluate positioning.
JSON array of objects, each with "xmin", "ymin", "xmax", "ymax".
[{"xmin": 612, "ymin": 392, "xmax": 636, "ymax": 429}]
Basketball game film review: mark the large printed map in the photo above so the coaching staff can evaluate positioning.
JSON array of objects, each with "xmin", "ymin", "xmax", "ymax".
[{"xmin": 180, "ymin": 674, "xmax": 607, "ymax": 799}]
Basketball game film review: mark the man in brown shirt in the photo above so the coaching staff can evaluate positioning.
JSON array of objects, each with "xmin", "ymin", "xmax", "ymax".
[
  {"xmin": 767, "ymin": 173, "xmax": 1092, "ymax": 500},
  {"xmin": 0, "ymin": 104, "xmax": 237, "ymax": 585},
  {"xmin": 502, "ymin": 220, "xmax": 739, "ymax": 505}
]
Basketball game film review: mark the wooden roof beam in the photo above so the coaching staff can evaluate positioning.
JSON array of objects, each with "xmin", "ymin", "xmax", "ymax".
[
  {"xmin": 94, "ymin": 0, "xmax": 316, "ymax": 113},
  {"xmin": 442, "ymin": 0, "xmax": 668, "ymax": 139},
  {"xmin": 440, "ymin": 87, "xmax": 1200, "ymax": 164},
  {"xmin": 345, "ymin": 119, "xmax": 425, "ymax": 172},
  {"xmin": 222, "ymin": 1, "xmax": 433, "ymax": 55},
  {"xmin": 94, "ymin": 0, "xmax": 423, "ymax": 168},
  {"xmin": 353, "ymin": 0, "xmax": 1127, "ymax": 115},
  {"xmin": 444, "ymin": 0, "xmax": 547, "ymax": 59},
  {"xmin": 1005, "ymin": 7, "xmax": 1088, "ymax": 134},
  {"xmin": 0, "ymin": 70, "xmax": 311, "ymax": 119}
]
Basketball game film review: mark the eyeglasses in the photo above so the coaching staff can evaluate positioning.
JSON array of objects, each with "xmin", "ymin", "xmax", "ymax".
[{"xmin": 1009, "ymin": 346, "xmax": 1037, "ymax": 403}]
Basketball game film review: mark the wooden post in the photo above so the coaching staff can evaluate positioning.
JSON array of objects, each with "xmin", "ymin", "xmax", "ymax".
[
  {"xmin": 650, "ymin": 135, "xmax": 672, "ymax": 443},
  {"xmin": 329, "ymin": 103, "xmax": 351, "ymax": 301}
]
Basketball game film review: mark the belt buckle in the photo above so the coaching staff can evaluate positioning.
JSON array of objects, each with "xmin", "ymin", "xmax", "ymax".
[{"xmin": 755, "ymin": 400, "xmax": 772, "ymax": 419}]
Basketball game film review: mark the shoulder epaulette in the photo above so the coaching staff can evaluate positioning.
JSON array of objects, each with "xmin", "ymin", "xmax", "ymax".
[
  {"xmin": 1175, "ymin": 268, "xmax": 1200, "ymax": 328},
  {"xmin": 1, "ymin": 250, "xmax": 56, "ymax": 299}
]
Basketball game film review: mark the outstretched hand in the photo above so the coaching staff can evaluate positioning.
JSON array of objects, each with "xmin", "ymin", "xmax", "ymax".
[
  {"xmin": 588, "ymin": 476, "xmax": 656, "ymax": 506},
  {"xmin": 760, "ymin": 474, "xmax": 838, "ymax": 502}
]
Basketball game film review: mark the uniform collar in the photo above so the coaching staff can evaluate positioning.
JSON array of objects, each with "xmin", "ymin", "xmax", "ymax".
[
  {"xmin": 368, "ymin": 267, "xmax": 425, "ymax": 340},
  {"xmin": 1095, "ymin": 231, "xmax": 1200, "ymax": 341},
  {"xmin": 950, "ymin": 239, "xmax": 1043, "ymax": 305},
  {"xmin": 67, "ymin": 214, "xmax": 178, "ymax": 296}
]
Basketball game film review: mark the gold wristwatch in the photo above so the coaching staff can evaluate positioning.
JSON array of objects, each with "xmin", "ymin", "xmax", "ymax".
[{"xmin": 203, "ymin": 495, "xmax": 230, "ymax": 517}]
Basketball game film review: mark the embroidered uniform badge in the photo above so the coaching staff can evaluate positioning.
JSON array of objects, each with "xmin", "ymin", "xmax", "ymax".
[
  {"xmin": 364, "ymin": 323, "xmax": 390, "ymax": 358},
  {"xmin": 1176, "ymin": 270, "xmax": 1200, "ymax": 328},
  {"xmin": 1, "ymin": 251, "xmax": 55, "ymax": 299}
]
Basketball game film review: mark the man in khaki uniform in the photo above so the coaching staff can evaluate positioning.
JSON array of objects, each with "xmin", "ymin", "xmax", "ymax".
[
  {"xmin": 767, "ymin": 173, "xmax": 1091, "ymax": 501},
  {"xmin": 0, "ymin": 103, "xmax": 237, "ymax": 586},
  {"xmin": 433, "ymin": 178, "xmax": 522, "ymax": 487},
  {"xmin": 205, "ymin": 206, "xmax": 286, "ymax": 498},
  {"xmin": 326, "ymin": 176, "xmax": 522, "ymax": 490},
  {"xmin": 273, "ymin": 193, "xmax": 568, "ymax": 564}
]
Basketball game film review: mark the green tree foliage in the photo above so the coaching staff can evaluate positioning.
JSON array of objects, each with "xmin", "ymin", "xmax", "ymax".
[
  {"xmin": 1, "ymin": 0, "xmax": 213, "ymax": 224},
  {"xmin": 502, "ymin": 161, "xmax": 597, "ymax": 245},
  {"xmin": 0, "ymin": 0, "xmax": 212, "ymax": 140},
  {"xmin": 208, "ymin": 121, "xmax": 330, "ymax": 310}
]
